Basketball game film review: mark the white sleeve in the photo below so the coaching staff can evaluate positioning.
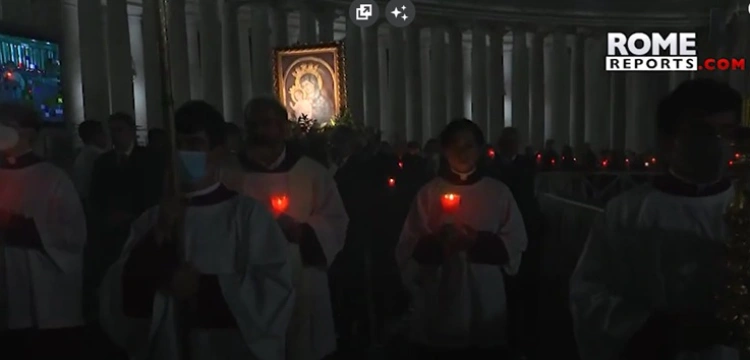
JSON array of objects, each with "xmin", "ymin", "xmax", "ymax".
[
  {"xmin": 304, "ymin": 171, "xmax": 348, "ymax": 266},
  {"xmin": 498, "ymin": 192, "xmax": 527, "ymax": 275},
  {"xmin": 569, "ymin": 214, "xmax": 657, "ymax": 360},
  {"xmin": 219, "ymin": 204, "xmax": 295, "ymax": 360}
]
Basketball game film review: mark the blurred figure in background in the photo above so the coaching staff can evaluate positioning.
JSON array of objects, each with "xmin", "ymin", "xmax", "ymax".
[
  {"xmin": 146, "ymin": 128, "xmax": 167, "ymax": 156},
  {"xmin": 73, "ymin": 119, "xmax": 107, "ymax": 202},
  {"xmin": 492, "ymin": 126, "xmax": 543, "ymax": 358},
  {"xmin": 224, "ymin": 122, "xmax": 243, "ymax": 155}
]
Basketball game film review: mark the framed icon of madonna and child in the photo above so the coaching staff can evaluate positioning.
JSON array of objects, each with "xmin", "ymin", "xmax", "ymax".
[{"xmin": 273, "ymin": 42, "xmax": 346, "ymax": 124}]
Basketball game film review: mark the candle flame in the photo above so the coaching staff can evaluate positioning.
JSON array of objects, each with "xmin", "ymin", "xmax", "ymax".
[
  {"xmin": 387, "ymin": 177, "xmax": 396, "ymax": 187},
  {"xmin": 441, "ymin": 193, "xmax": 461, "ymax": 212},
  {"xmin": 398, "ymin": 161, "xmax": 403, "ymax": 169},
  {"xmin": 270, "ymin": 194, "xmax": 289, "ymax": 213}
]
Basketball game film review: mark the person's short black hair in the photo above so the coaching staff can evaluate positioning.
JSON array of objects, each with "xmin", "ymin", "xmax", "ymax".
[
  {"xmin": 174, "ymin": 100, "xmax": 226, "ymax": 149},
  {"xmin": 224, "ymin": 122, "xmax": 241, "ymax": 135},
  {"xmin": 657, "ymin": 78, "xmax": 742, "ymax": 138},
  {"xmin": 243, "ymin": 97, "xmax": 288, "ymax": 126},
  {"xmin": 406, "ymin": 141, "xmax": 420, "ymax": 150},
  {"xmin": 78, "ymin": 119, "xmax": 103, "ymax": 143},
  {"xmin": 108, "ymin": 112, "xmax": 135, "ymax": 128},
  {"xmin": 0, "ymin": 102, "xmax": 42, "ymax": 131},
  {"xmin": 439, "ymin": 118, "xmax": 486, "ymax": 148}
]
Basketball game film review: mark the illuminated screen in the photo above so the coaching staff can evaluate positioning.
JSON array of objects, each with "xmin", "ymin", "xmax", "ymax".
[{"xmin": 0, "ymin": 33, "xmax": 63, "ymax": 123}]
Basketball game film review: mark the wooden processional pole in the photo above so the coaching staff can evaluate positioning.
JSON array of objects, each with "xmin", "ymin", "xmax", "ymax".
[{"xmin": 154, "ymin": 1, "xmax": 190, "ymax": 359}]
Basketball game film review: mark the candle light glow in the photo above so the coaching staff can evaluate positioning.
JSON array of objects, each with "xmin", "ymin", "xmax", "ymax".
[
  {"xmin": 387, "ymin": 177, "xmax": 396, "ymax": 187},
  {"xmin": 441, "ymin": 193, "xmax": 461, "ymax": 213},
  {"xmin": 270, "ymin": 194, "xmax": 289, "ymax": 213}
]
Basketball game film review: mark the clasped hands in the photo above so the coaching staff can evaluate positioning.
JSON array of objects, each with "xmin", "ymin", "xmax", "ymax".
[{"xmin": 437, "ymin": 223, "xmax": 478, "ymax": 256}]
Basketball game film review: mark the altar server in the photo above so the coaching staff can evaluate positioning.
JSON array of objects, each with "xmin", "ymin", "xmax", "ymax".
[
  {"xmin": 570, "ymin": 79, "xmax": 742, "ymax": 360},
  {"xmin": 396, "ymin": 119, "xmax": 527, "ymax": 359},
  {"xmin": 99, "ymin": 100, "xmax": 294, "ymax": 360},
  {"xmin": 222, "ymin": 97, "xmax": 348, "ymax": 360},
  {"xmin": 0, "ymin": 102, "xmax": 87, "ymax": 358}
]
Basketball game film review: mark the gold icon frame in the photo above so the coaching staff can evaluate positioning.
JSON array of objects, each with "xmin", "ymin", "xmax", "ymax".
[{"xmin": 272, "ymin": 42, "xmax": 347, "ymax": 123}]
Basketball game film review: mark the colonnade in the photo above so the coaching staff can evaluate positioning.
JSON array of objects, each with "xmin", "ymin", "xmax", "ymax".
[{"xmin": 2, "ymin": 0, "xmax": 749, "ymax": 152}]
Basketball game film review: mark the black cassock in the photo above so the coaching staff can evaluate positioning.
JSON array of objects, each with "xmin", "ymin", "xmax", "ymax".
[{"xmin": 490, "ymin": 154, "xmax": 542, "ymax": 356}]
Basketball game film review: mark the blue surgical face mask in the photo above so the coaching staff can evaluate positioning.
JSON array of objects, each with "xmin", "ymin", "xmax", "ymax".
[{"xmin": 178, "ymin": 151, "xmax": 207, "ymax": 183}]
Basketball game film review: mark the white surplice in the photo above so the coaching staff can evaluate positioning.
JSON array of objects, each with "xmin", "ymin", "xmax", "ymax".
[
  {"xmin": 570, "ymin": 184, "xmax": 739, "ymax": 360},
  {"xmin": 98, "ymin": 186, "xmax": 295, "ymax": 360},
  {"xmin": 0, "ymin": 156, "xmax": 86, "ymax": 329},
  {"xmin": 222, "ymin": 152, "xmax": 348, "ymax": 360},
  {"xmin": 396, "ymin": 176, "xmax": 527, "ymax": 348}
]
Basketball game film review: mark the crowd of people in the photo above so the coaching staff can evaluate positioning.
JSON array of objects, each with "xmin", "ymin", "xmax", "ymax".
[{"xmin": 0, "ymin": 77, "xmax": 745, "ymax": 360}]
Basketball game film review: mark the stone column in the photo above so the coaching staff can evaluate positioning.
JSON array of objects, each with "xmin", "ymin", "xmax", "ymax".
[
  {"xmin": 298, "ymin": 3, "xmax": 316, "ymax": 43},
  {"xmin": 200, "ymin": 0, "xmax": 223, "ymax": 112},
  {"xmin": 471, "ymin": 28, "xmax": 488, "ymax": 137},
  {"xmin": 61, "ymin": 0, "xmax": 85, "ymax": 133},
  {"xmin": 186, "ymin": 14, "xmax": 203, "ymax": 99},
  {"xmin": 528, "ymin": 31, "xmax": 545, "ymax": 149},
  {"xmin": 488, "ymin": 28, "xmax": 506, "ymax": 143},
  {"xmin": 316, "ymin": 6, "xmax": 334, "ymax": 42},
  {"xmin": 547, "ymin": 31, "xmax": 570, "ymax": 147},
  {"xmin": 238, "ymin": 19, "xmax": 252, "ymax": 102},
  {"xmin": 388, "ymin": 27, "xmax": 407, "ymax": 141},
  {"xmin": 222, "ymin": 1, "xmax": 243, "ymax": 122},
  {"xmin": 247, "ymin": 3, "xmax": 273, "ymax": 99},
  {"xmin": 627, "ymin": 73, "xmax": 665, "ymax": 152},
  {"xmin": 168, "ymin": 0, "xmax": 191, "ymax": 107},
  {"xmin": 583, "ymin": 35, "xmax": 610, "ymax": 151},
  {"xmin": 78, "ymin": 0, "xmax": 111, "ymax": 122},
  {"xmin": 1, "ymin": 0, "xmax": 32, "ymax": 24},
  {"xmin": 345, "ymin": 18, "xmax": 364, "ymax": 126},
  {"xmin": 511, "ymin": 29, "xmax": 529, "ymax": 146},
  {"xmin": 141, "ymin": 0, "xmax": 163, "ymax": 128},
  {"xmin": 363, "ymin": 24, "xmax": 381, "ymax": 129},
  {"xmin": 448, "ymin": 27, "xmax": 464, "ymax": 118},
  {"xmin": 106, "ymin": 0, "xmax": 134, "ymax": 115},
  {"xmin": 429, "ymin": 27, "xmax": 446, "ymax": 136},
  {"xmin": 405, "ymin": 26, "xmax": 423, "ymax": 143},
  {"xmin": 128, "ymin": 8, "xmax": 148, "ymax": 132},
  {"xmin": 569, "ymin": 32, "xmax": 585, "ymax": 149},
  {"xmin": 272, "ymin": 6, "xmax": 288, "ymax": 47},
  {"xmin": 609, "ymin": 72, "xmax": 626, "ymax": 150}
]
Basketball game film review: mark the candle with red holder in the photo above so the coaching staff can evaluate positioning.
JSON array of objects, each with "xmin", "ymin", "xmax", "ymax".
[
  {"xmin": 440, "ymin": 193, "xmax": 461, "ymax": 223},
  {"xmin": 387, "ymin": 177, "xmax": 396, "ymax": 188}
]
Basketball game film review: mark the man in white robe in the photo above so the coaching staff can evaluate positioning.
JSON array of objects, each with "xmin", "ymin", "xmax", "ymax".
[
  {"xmin": 222, "ymin": 97, "xmax": 348, "ymax": 360},
  {"xmin": 570, "ymin": 79, "xmax": 743, "ymax": 360},
  {"xmin": 99, "ymin": 100, "xmax": 294, "ymax": 360},
  {"xmin": 0, "ymin": 102, "xmax": 87, "ymax": 358}
]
